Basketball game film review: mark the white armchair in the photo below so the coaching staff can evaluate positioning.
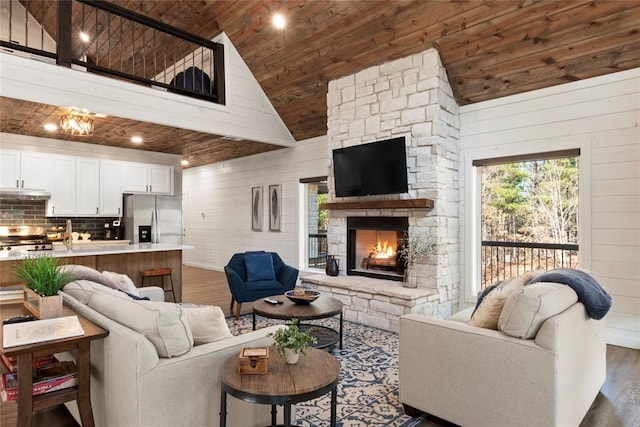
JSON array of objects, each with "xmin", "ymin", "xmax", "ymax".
[{"xmin": 399, "ymin": 302, "xmax": 606, "ymax": 427}]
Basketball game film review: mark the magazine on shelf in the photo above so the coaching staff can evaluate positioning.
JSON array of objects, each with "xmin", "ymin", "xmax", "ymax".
[
  {"xmin": 0, "ymin": 360, "xmax": 77, "ymax": 402},
  {"xmin": 1, "ymin": 353, "xmax": 58, "ymax": 373},
  {"xmin": 2, "ymin": 316, "xmax": 84, "ymax": 348},
  {"xmin": 0, "ymin": 286, "xmax": 24, "ymax": 302},
  {"xmin": 1, "ymin": 372, "xmax": 77, "ymax": 401}
]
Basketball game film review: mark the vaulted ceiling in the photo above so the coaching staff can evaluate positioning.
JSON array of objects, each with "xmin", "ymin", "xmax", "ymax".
[{"xmin": 3, "ymin": 0, "xmax": 640, "ymax": 168}]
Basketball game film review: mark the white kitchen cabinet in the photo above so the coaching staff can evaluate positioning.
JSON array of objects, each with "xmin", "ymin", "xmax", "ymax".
[
  {"xmin": 148, "ymin": 164, "xmax": 173, "ymax": 194},
  {"xmin": 46, "ymin": 155, "xmax": 76, "ymax": 216},
  {"xmin": 99, "ymin": 160, "xmax": 123, "ymax": 216},
  {"xmin": 122, "ymin": 162, "xmax": 173, "ymax": 194},
  {"xmin": 0, "ymin": 150, "xmax": 48, "ymax": 191},
  {"xmin": 75, "ymin": 158, "xmax": 100, "ymax": 215}
]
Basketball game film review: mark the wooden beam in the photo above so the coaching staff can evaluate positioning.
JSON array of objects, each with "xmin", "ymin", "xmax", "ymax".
[{"xmin": 319, "ymin": 199, "xmax": 434, "ymax": 211}]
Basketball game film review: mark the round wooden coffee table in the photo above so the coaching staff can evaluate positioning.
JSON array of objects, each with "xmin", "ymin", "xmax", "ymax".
[
  {"xmin": 219, "ymin": 346, "xmax": 340, "ymax": 427},
  {"xmin": 252, "ymin": 294, "xmax": 344, "ymax": 349}
]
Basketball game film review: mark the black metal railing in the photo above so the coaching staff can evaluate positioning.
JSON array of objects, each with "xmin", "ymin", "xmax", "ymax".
[
  {"xmin": 308, "ymin": 233, "xmax": 328, "ymax": 269},
  {"xmin": 481, "ymin": 240, "xmax": 579, "ymax": 289},
  {"xmin": 1, "ymin": 0, "xmax": 224, "ymax": 105}
]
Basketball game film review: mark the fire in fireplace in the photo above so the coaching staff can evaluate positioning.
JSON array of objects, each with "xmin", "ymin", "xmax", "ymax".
[{"xmin": 347, "ymin": 217, "xmax": 408, "ymax": 281}]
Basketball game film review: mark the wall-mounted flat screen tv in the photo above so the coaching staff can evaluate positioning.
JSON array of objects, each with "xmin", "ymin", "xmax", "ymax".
[{"xmin": 332, "ymin": 136, "xmax": 409, "ymax": 197}]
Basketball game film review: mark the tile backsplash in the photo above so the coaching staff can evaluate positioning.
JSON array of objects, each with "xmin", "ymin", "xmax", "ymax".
[{"xmin": 0, "ymin": 199, "xmax": 119, "ymax": 239}]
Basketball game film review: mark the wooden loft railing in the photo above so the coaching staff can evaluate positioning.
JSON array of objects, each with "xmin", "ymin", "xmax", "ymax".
[{"xmin": 0, "ymin": 0, "xmax": 225, "ymax": 105}]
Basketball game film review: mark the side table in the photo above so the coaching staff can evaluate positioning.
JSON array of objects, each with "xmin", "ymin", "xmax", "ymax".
[
  {"xmin": 220, "ymin": 346, "xmax": 340, "ymax": 427},
  {"xmin": 0, "ymin": 303, "xmax": 108, "ymax": 427},
  {"xmin": 252, "ymin": 295, "xmax": 344, "ymax": 350}
]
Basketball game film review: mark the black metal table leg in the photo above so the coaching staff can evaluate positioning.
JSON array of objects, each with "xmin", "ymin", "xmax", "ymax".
[
  {"xmin": 253, "ymin": 312, "xmax": 256, "ymax": 330},
  {"xmin": 284, "ymin": 404, "xmax": 292, "ymax": 427},
  {"xmin": 271, "ymin": 405, "xmax": 277, "ymax": 426},
  {"xmin": 219, "ymin": 389, "xmax": 227, "ymax": 427},
  {"xmin": 330, "ymin": 386, "xmax": 337, "ymax": 426},
  {"xmin": 339, "ymin": 311, "xmax": 343, "ymax": 349}
]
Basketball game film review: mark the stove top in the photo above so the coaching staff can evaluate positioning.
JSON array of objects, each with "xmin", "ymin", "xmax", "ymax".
[{"xmin": 0, "ymin": 226, "xmax": 53, "ymax": 252}]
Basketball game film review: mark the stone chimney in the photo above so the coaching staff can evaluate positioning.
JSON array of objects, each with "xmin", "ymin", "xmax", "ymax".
[{"xmin": 325, "ymin": 48, "xmax": 460, "ymax": 318}]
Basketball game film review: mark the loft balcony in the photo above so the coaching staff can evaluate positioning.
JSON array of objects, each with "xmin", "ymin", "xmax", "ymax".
[{"xmin": 1, "ymin": 0, "xmax": 225, "ymax": 106}]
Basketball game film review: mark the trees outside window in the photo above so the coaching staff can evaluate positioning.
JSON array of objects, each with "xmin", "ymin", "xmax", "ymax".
[{"xmin": 480, "ymin": 156, "xmax": 579, "ymax": 287}]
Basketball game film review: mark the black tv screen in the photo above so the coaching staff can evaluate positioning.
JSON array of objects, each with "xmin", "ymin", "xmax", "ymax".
[{"xmin": 333, "ymin": 137, "xmax": 409, "ymax": 197}]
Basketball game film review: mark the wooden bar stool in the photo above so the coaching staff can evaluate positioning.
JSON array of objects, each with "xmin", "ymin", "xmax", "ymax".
[{"xmin": 141, "ymin": 268, "xmax": 176, "ymax": 302}]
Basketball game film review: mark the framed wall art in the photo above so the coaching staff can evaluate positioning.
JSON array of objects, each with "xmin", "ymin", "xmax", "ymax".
[
  {"xmin": 268, "ymin": 184, "xmax": 281, "ymax": 232},
  {"xmin": 251, "ymin": 186, "xmax": 263, "ymax": 231}
]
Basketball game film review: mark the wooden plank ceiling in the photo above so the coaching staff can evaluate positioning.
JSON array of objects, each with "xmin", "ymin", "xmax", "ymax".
[{"xmin": 3, "ymin": 0, "xmax": 640, "ymax": 168}]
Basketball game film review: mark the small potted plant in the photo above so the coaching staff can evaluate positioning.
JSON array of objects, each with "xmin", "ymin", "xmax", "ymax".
[
  {"xmin": 269, "ymin": 319, "xmax": 317, "ymax": 364},
  {"xmin": 14, "ymin": 255, "xmax": 74, "ymax": 319}
]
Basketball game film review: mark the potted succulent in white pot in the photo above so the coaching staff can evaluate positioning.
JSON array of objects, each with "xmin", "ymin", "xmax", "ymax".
[
  {"xmin": 14, "ymin": 255, "xmax": 73, "ymax": 319},
  {"xmin": 269, "ymin": 319, "xmax": 317, "ymax": 364}
]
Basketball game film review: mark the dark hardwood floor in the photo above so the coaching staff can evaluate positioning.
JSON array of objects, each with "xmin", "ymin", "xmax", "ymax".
[{"xmin": 1, "ymin": 265, "xmax": 638, "ymax": 426}]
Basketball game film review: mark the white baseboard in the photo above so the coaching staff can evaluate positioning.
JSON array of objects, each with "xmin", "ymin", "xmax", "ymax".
[
  {"xmin": 606, "ymin": 331, "xmax": 640, "ymax": 350},
  {"xmin": 183, "ymin": 261, "xmax": 224, "ymax": 272}
]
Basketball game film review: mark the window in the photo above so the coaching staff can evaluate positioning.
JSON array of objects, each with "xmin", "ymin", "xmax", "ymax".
[
  {"xmin": 474, "ymin": 150, "xmax": 580, "ymax": 288},
  {"xmin": 298, "ymin": 177, "xmax": 328, "ymax": 270}
]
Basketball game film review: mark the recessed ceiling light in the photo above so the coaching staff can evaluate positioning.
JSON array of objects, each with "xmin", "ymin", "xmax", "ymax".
[
  {"xmin": 44, "ymin": 123, "xmax": 58, "ymax": 132},
  {"xmin": 181, "ymin": 159, "xmax": 189, "ymax": 166},
  {"xmin": 79, "ymin": 32, "xmax": 90, "ymax": 43},
  {"xmin": 272, "ymin": 13, "xmax": 286, "ymax": 30},
  {"xmin": 131, "ymin": 135, "xmax": 143, "ymax": 144}
]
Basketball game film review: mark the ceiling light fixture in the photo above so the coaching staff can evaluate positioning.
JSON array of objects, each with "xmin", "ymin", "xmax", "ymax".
[
  {"xmin": 181, "ymin": 159, "xmax": 189, "ymax": 166},
  {"xmin": 60, "ymin": 114, "xmax": 94, "ymax": 136},
  {"xmin": 79, "ymin": 32, "xmax": 90, "ymax": 43},
  {"xmin": 43, "ymin": 123, "xmax": 58, "ymax": 132},
  {"xmin": 131, "ymin": 135, "xmax": 143, "ymax": 144},
  {"xmin": 272, "ymin": 13, "xmax": 286, "ymax": 29}
]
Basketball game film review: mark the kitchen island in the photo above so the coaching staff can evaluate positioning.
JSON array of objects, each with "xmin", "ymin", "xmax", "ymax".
[{"xmin": 0, "ymin": 243, "xmax": 191, "ymax": 302}]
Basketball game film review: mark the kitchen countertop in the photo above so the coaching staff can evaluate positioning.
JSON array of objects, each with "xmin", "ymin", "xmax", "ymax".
[
  {"xmin": 0, "ymin": 243, "xmax": 193, "ymax": 261},
  {"xmin": 52, "ymin": 240, "xmax": 132, "ymax": 247}
]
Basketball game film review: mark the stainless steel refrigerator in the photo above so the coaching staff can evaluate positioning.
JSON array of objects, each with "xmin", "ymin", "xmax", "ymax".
[{"xmin": 123, "ymin": 194, "xmax": 182, "ymax": 244}]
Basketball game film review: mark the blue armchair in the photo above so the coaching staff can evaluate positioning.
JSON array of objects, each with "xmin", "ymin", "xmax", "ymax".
[{"xmin": 224, "ymin": 251, "xmax": 298, "ymax": 319}]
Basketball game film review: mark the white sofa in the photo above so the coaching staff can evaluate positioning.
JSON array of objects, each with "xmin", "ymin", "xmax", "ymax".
[
  {"xmin": 60, "ymin": 278, "xmax": 284, "ymax": 427},
  {"xmin": 399, "ymin": 298, "xmax": 606, "ymax": 427}
]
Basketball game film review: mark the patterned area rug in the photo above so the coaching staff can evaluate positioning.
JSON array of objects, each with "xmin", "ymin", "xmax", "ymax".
[{"xmin": 226, "ymin": 315, "xmax": 428, "ymax": 427}]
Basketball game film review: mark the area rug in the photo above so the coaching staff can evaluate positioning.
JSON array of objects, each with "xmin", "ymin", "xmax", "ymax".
[{"xmin": 226, "ymin": 315, "xmax": 428, "ymax": 427}]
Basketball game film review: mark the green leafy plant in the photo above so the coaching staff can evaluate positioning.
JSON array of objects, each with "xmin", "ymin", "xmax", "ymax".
[
  {"xmin": 13, "ymin": 255, "xmax": 74, "ymax": 297},
  {"xmin": 269, "ymin": 319, "xmax": 317, "ymax": 357}
]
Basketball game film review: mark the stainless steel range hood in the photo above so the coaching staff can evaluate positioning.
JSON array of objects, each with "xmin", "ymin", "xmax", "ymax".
[{"xmin": 0, "ymin": 189, "xmax": 51, "ymax": 200}]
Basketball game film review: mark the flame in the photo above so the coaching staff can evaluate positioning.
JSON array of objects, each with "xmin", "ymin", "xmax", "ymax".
[{"xmin": 371, "ymin": 241, "xmax": 396, "ymax": 259}]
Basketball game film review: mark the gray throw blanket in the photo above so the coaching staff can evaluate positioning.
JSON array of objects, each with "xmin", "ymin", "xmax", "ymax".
[{"xmin": 529, "ymin": 269, "xmax": 612, "ymax": 320}]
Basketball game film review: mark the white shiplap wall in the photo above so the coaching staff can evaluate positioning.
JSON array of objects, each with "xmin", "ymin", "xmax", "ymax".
[
  {"xmin": 182, "ymin": 136, "xmax": 328, "ymax": 270},
  {"xmin": 459, "ymin": 68, "xmax": 640, "ymax": 349}
]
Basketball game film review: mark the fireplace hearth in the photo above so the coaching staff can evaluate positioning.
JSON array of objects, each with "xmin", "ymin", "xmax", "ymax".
[{"xmin": 347, "ymin": 217, "xmax": 408, "ymax": 281}]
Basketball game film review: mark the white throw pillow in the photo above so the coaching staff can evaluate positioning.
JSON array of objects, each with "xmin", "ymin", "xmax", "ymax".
[
  {"xmin": 181, "ymin": 304, "xmax": 232, "ymax": 345},
  {"xmin": 62, "ymin": 279, "xmax": 130, "ymax": 305},
  {"xmin": 88, "ymin": 293, "xmax": 193, "ymax": 357},
  {"xmin": 102, "ymin": 271, "xmax": 140, "ymax": 295},
  {"xmin": 498, "ymin": 282, "xmax": 578, "ymax": 339},
  {"xmin": 469, "ymin": 275, "xmax": 526, "ymax": 329},
  {"xmin": 61, "ymin": 265, "xmax": 120, "ymax": 290}
]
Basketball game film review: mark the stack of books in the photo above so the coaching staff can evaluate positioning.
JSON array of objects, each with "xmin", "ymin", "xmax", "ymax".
[{"xmin": 0, "ymin": 354, "xmax": 78, "ymax": 401}]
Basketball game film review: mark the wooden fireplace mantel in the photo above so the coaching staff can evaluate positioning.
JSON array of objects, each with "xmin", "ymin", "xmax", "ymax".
[{"xmin": 319, "ymin": 198, "xmax": 434, "ymax": 210}]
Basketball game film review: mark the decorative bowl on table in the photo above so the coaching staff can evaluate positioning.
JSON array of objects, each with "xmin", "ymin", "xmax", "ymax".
[{"xmin": 284, "ymin": 289, "xmax": 321, "ymax": 305}]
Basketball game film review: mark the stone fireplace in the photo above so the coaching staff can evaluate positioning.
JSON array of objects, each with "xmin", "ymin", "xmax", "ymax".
[
  {"xmin": 347, "ymin": 216, "xmax": 408, "ymax": 281},
  {"xmin": 303, "ymin": 48, "xmax": 462, "ymax": 329}
]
